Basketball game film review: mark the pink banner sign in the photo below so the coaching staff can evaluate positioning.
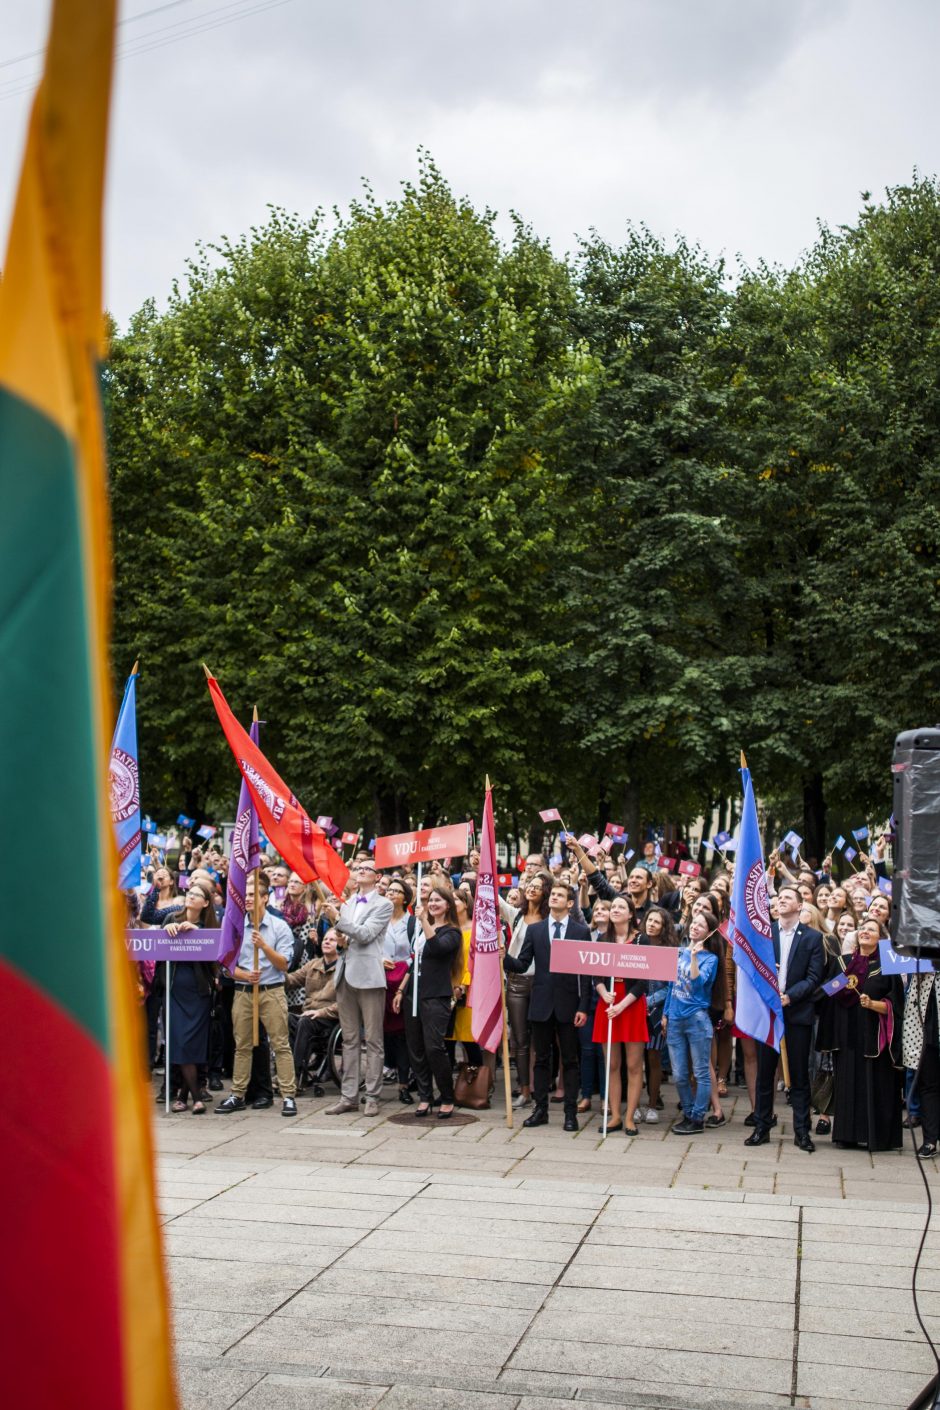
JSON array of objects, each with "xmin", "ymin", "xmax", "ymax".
[
  {"xmin": 374, "ymin": 821, "xmax": 471, "ymax": 869},
  {"xmin": 549, "ymin": 939, "xmax": 679, "ymax": 981},
  {"xmin": 678, "ymin": 860, "xmax": 702, "ymax": 876}
]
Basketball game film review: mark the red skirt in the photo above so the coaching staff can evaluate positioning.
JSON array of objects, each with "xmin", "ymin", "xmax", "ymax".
[{"xmin": 592, "ymin": 982, "xmax": 648, "ymax": 1044}]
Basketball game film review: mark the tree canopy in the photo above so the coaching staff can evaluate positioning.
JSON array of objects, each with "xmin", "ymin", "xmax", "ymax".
[{"xmin": 105, "ymin": 162, "xmax": 940, "ymax": 848}]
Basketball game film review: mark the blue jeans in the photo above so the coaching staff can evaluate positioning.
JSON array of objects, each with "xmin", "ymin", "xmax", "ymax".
[{"xmin": 667, "ymin": 1009, "xmax": 713, "ymax": 1123}]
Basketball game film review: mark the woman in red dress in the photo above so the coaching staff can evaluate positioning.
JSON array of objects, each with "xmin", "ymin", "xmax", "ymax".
[{"xmin": 592, "ymin": 894, "xmax": 649, "ymax": 1135}]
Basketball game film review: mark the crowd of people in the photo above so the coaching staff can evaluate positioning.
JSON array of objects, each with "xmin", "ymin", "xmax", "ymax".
[{"xmin": 128, "ymin": 828, "xmax": 938, "ymax": 1159}]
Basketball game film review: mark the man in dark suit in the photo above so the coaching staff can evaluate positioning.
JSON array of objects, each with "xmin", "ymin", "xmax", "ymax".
[
  {"xmin": 504, "ymin": 881, "xmax": 591, "ymax": 1132},
  {"xmin": 745, "ymin": 884, "xmax": 824, "ymax": 1153}
]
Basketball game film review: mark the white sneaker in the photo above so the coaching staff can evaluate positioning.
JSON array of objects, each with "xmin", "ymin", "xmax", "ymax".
[
  {"xmin": 633, "ymin": 1107, "xmax": 647, "ymax": 1124},
  {"xmin": 645, "ymin": 1108, "xmax": 659, "ymax": 1123},
  {"xmin": 513, "ymin": 1093, "xmax": 532, "ymax": 1109}
]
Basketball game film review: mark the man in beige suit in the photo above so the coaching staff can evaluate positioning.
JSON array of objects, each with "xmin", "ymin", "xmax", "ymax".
[{"xmin": 322, "ymin": 858, "xmax": 392, "ymax": 1116}]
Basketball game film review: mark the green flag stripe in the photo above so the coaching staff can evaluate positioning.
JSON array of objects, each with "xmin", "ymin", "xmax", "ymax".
[{"xmin": 0, "ymin": 386, "xmax": 111, "ymax": 1053}]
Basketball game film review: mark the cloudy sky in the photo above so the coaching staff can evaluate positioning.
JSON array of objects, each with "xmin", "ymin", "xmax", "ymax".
[{"xmin": 2, "ymin": 0, "xmax": 939, "ymax": 326}]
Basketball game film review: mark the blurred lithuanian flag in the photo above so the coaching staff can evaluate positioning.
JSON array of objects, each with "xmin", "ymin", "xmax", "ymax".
[{"xmin": 0, "ymin": 3, "xmax": 177, "ymax": 1405}]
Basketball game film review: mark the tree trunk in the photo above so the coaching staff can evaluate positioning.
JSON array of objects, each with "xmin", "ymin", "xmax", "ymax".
[
  {"xmin": 374, "ymin": 787, "xmax": 410, "ymax": 837},
  {"xmin": 622, "ymin": 779, "xmax": 640, "ymax": 855},
  {"xmin": 802, "ymin": 773, "xmax": 827, "ymax": 868}
]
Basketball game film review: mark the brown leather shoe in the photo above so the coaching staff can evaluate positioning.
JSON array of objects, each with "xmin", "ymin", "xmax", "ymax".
[
  {"xmin": 576, "ymin": 1098, "xmax": 592, "ymax": 1113},
  {"xmin": 324, "ymin": 1098, "xmax": 358, "ymax": 1115}
]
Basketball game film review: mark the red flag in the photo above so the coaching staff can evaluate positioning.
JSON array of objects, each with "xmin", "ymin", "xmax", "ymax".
[
  {"xmin": 469, "ymin": 782, "xmax": 504, "ymax": 1052},
  {"xmin": 206, "ymin": 674, "xmax": 349, "ymax": 895}
]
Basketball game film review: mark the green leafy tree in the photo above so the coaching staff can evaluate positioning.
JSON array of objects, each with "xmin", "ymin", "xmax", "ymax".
[
  {"xmin": 561, "ymin": 228, "xmax": 758, "ymax": 839},
  {"xmin": 107, "ymin": 161, "xmax": 597, "ymax": 830}
]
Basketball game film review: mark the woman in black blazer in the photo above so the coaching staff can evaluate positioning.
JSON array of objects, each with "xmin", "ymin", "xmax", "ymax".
[{"xmin": 393, "ymin": 886, "xmax": 462, "ymax": 1118}]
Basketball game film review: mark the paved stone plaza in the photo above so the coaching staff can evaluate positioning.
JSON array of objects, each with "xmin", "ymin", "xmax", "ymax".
[{"xmin": 159, "ymin": 1082, "xmax": 940, "ymax": 1410}]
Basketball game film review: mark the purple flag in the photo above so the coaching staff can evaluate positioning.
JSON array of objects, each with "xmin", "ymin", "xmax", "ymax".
[{"xmin": 219, "ymin": 716, "xmax": 261, "ymax": 971}]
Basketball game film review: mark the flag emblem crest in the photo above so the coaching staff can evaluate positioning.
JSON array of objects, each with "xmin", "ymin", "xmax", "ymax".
[
  {"xmin": 240, "ymin": 759, "xmax": 286, "ymax": 822},
  {"xmin": 472, "ymin": 879, "xmax": 500, "ymax": 954},
  {"xmin": 232, "ymin": 806, "xmax": 253, "ymax": 868},
  {"xmin": 744, "ymin": 859, "xmax": 772, "ymax": 937},
  {"xmin": 108, "ymin": 747, "xmax": 139, "ymax": 822}
]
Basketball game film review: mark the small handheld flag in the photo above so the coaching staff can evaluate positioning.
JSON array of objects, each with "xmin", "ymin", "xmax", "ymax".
[
  {"xmin": 822, "ymin": 973, "xmax": 851, "ymax": 997},
  {"xmin": 833, "ymin": 835, "xmax": 846, "ymax": 851},
  {"xmin": 177, "ymin": 813, "xmax": 195, "ymax": 828},
  {"xmin": 196, "ymin": 823, "xmax": 216, "ymax": 840},
  {"xmin": 852, "ymin": 826, "xmax": 869, "ymax": 842},
  {"xmin": 539, "ymin": 807, "xmax": 561, "ymax": 823},
  {"xmin": 844, "ymin": 846, "xmax": 858, "ymax": 863}
]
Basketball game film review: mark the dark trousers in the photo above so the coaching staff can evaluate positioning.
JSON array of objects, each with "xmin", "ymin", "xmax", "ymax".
[
  {"xmin": 531, "ymin": 1014, "xmax": 580, "ymax": 1116},
  {"xmin": 404, "ymin": 996, "xmax": 454, "ymax": 1104},
  {"xmin": 244, "ymin": 1025, "xmax": 272, "ymax": 1101},
  {"xmin": 291, "ymin": 1012, "xmax": 334, "ymax": 1085},
  {"xmin": 915, "ymin": 1040, "xmax": 940, "ymax": 1146},
  {"xmin": 384, "ymin": 1030, "xmax": 410, "ymax": 1085},
  {"xmin": 755, "ymin": 1022, "xmax": 813, "ymax": 1136}
]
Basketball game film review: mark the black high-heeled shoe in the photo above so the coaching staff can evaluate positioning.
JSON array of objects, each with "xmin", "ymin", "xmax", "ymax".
[
  {"xmin": 414, "ymin": 1104, "xmax": 431, "ymax": 1117},
  {"xmin": 399, "ymin": 1087, "xmax": 414, "ymax": 1105}
]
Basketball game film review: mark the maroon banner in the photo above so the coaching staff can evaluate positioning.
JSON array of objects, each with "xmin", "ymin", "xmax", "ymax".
[
  {"xmin": 549, "ymin": 939, "xmax": 679, "ymax": 981},
  {"xmin": 374, "ymin": 822, "xmax": 470, "ymax": 869}
]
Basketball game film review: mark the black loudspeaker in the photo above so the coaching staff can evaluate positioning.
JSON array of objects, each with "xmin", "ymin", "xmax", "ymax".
[{"xmin": 890, "ymin": 727, "xmax": 940, "ymax": 958}]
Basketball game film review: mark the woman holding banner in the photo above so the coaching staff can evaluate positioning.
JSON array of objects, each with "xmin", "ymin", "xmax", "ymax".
[
  {"xmin": 592, "ymin": 894, "xmax": 648, "ymax": 1135},
  {"xmin": 164, "ymin": 882, "xmax": 219, "ymax": 1114}
]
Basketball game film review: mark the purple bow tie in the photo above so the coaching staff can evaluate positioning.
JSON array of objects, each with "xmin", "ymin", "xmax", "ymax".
[{"xmin": 355, "ymin": 895, "xmax": 369, "ymax": 904}]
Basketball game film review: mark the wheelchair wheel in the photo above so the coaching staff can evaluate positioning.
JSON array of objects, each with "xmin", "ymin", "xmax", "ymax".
[{"xmin": 328, "ymin": 1024, "xmax": 343, "ymax": 1089}]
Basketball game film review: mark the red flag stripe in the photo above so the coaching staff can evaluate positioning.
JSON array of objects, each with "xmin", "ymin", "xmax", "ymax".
[{"xmin": 206, "ymin": 676, "xmax": 349, "ymax": 895}]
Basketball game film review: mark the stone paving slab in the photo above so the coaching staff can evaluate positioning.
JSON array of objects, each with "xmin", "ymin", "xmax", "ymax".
[{"xmin": 157, "ymin": 1077, "xmax": 940, "ymax": 1409}]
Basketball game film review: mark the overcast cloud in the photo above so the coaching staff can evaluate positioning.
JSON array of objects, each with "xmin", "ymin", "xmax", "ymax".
[{"xmin": 1, "ymin": 0, "xmax": 938, "ymax": 325}]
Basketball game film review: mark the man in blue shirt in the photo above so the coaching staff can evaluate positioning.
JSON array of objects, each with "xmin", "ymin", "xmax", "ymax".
[{"xmin": 216, "ymin": 871, "xmax": 298, "ymax": 1116}]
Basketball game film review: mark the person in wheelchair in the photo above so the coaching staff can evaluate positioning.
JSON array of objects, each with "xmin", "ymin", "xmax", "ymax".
[{"xmin": 286, "ymin": 928, "xmax": 340, "ymax": 1094}]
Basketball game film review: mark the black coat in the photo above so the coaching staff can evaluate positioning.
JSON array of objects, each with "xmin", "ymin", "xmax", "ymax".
[
  {"xmin": 504, "ymin": 917, "xmax": 592, "ymax": 1023},
  {"xmin": 401, "ymin": 924, "xmax": 461, "ymax": 1001},
  {"xmin": 771, "ymin": 922, "xmax": 825, "ymax": 1026}
]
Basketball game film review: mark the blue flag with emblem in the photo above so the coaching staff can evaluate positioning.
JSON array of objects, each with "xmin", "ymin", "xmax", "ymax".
[
  {"xmin": 730, "ymin": 759, "xmax": 784, "ymax": 1050},
  {"xmin": 108, "ymin": 664, "xmax": 141, "ymax": 889}
]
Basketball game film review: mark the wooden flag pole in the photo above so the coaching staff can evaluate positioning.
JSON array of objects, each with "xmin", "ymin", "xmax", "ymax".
[
  {"xmin": 779, "ymin": 1035, "xmax": 791, "ymax": 1091},
  {"xmin": 250, "ymin": 705, "xmax": 263, "ymax": 1045},
  {"xmin": 488, "ymin": 775, "xmax": 514, "ymax": 1130}
]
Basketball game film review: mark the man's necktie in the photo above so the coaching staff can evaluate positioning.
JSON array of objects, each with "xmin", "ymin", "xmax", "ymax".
[{"xmin": 553, "ymin": 920, "xmax": 562, "ymax": 940}]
